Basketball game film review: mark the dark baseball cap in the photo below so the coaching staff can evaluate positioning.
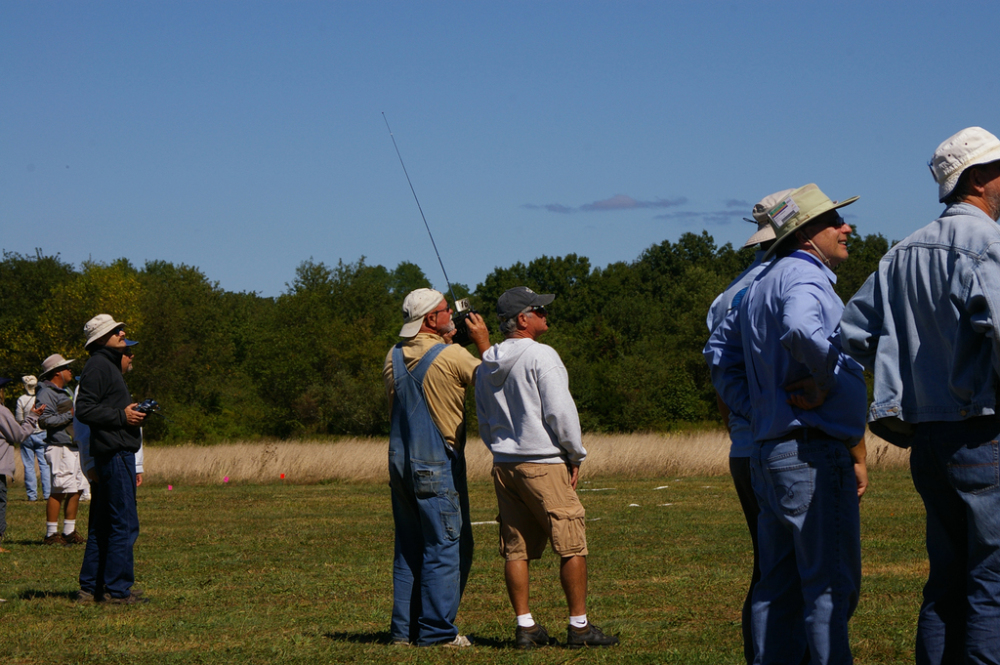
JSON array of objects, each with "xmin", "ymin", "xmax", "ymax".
[{"xmin": 497, "ymin": 286, "xmax": 555, "ymax": 321}]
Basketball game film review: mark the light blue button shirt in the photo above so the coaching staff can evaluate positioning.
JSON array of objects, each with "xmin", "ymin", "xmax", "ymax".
[
  {"xmin": 705, "ymin": 250, "xmax": 769, "ymax": 457},
  {"xmin": 707, "ymin": 250, "xmax": 867, "ymax": 444},
  {"xmin": 842, "ymin": 203, "xmax": 1000, "ymax": 424}
]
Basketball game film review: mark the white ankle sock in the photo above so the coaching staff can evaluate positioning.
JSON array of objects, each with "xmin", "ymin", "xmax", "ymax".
[
  {"xmin": 569, "ymin": 615, "xmax": 588, "ymax": 628},
  {"xmin": 63, "ymin": 520, "xmax": 76, "ymax": 535},
  {"xmin": 46, "ymin": 522, "xmax": 58, "ymax": 537},
  {"xmin": 516, "ymin": 613, "xmax": 535, "ymax": 628}
]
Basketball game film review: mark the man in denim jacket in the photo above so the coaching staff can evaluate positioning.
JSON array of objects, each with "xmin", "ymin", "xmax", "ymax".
[{"xmin": 842, "ymin": 127, "xmax": 1000, "ymax": 665}]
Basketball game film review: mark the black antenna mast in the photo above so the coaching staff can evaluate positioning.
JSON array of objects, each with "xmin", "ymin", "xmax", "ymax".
[{"xmin": 382, "ymin": 112, "xmax": 460, "ymax": 305}]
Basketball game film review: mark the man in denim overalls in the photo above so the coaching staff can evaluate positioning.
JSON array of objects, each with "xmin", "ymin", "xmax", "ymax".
[{"xmin": 383, "ymin": 288, "xmax": 489, "ymax": 647}]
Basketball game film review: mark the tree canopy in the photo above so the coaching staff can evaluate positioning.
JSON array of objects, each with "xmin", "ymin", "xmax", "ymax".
[{"xmin": 0, "ymin": 230, "xmax": 889, "ymax": 443}]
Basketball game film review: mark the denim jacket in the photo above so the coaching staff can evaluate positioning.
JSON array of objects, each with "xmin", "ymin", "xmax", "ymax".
[{"xmin": 841, "ymin": 203, "xmax": 1000, "ymax": 425}]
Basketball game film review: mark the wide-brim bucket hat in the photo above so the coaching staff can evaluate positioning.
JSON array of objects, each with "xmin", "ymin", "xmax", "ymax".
[
  {"xmin": 40, "ymin": 354, "xmax": 75, "ymax": 380},
  {"xmin": 84, "ymin": 313, "xmax": 126, "ymax": 349},
  {"xmin": 762, "ymin": 184, "xmax": 859, "ymax": 260}
]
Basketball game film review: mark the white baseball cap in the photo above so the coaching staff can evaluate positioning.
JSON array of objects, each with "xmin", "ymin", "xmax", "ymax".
[
  {"xmin": 930, "ymin": 127, "xmax": 1000, "ymax": 202},
  {"xmin": 399, "ymin": 288, "xmax": 445, "ymax": 337}
]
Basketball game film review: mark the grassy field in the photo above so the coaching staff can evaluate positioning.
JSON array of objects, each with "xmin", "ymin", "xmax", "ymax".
[{"xmin": 0, "ymin": 458, "xmax": 926, "ymax": 664}]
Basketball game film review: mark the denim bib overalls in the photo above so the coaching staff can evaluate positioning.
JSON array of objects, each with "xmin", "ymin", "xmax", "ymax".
[{"xmin": 388, "ymin": 343, "xmax": 473, "ymax": 645}]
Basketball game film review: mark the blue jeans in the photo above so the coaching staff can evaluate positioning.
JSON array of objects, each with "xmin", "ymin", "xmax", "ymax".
[
  {"xmin": 909, "ymin": 418, "xmax": 1000, "ymax": 665},
  {"xmin": 20, "ymin": 431, "xmax": 50, "ymax": 500},
  {"xmin": 79, "ymin": 451, "xmax": 139, "ymax": 599},
  {"xmin": 751, "ymin": 435, "xmax": 861, "ymax": 665}
]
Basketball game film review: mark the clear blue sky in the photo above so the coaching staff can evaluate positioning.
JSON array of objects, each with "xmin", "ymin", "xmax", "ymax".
[{"xmin": 4, "ymin": 1, "xmax": 997, "ymax": 297}]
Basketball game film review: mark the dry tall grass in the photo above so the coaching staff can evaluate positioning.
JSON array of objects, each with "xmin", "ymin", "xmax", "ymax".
[{"xmin": 137, "ymin": 430, "xmax": 909, "ymax": 486}]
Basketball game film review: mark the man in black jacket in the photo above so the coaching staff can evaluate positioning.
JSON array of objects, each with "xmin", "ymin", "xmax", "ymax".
[{"xmin": 75, "ymin": 314, "xmax": 147, "ymax": 604}]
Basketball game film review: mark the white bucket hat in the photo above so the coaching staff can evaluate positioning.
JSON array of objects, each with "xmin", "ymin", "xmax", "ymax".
[
  {"xmin": 84, "ymin": 313, "xmax": 125, "ymax": 349},
  {"xmin": 762, "ymin": 184, "xmax": 859, "ymax": 260},
  {"xmin": 930, "ymin": 127, "xmax": 1000, "ymax": 202},
  {"xmin": 743, "ymin": 189, "xmax": 795, "ymax": 248},
  {"xmin": 399, "ymin": 288, "xmax": 445, "ymax": 337},
  {"xmin": 22, "ymin": 375, "xmax": 38, "ymax": 395},
  {"xmin": 40, "ymin": 354, "xmax": 75, "ymax": 380}
]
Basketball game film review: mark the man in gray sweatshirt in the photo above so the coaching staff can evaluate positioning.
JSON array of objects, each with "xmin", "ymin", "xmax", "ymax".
[{"xmin": 476, "ymin": 286, "xmax": 619, "ymax": 650}]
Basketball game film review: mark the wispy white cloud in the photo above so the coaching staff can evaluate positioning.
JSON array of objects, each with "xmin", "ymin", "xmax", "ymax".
[{"xmin": 522, "ymin": 194, "xmax": 687, "ymax": 214}]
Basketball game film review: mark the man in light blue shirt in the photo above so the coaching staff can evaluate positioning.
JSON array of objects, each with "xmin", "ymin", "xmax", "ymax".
[
  {"xmin": 704, "ymin": 189, "xmax": 785, "ymax": 665},
  {"xmin": 707, "ymin": 183, "xmax": 868, "ymax": 665},
  {"xmin": 842, "ymin": 126, "xmax": 1000, "ymax": 665}
]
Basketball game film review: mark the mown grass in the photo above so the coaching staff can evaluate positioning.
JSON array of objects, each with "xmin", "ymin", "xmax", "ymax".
[{"xmin": 0, "ymin": 466, "xmax": 925, "ymax": 664}]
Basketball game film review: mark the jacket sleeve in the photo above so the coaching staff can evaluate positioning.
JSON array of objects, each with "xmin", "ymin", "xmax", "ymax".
[
  {"xmin": 0, "ymin": 405, "xmax": 36, "ymax": 444},
  {"xmin": 841, "ymin": 271, "xmax": 883, "ymax": 372},
  {"xmin": 536, "ymin": 349, "xmax": 586, "ymax": 465},
  {"xmin": 76, "ymin": 362, "xmax": 128, "ymax": 429}
]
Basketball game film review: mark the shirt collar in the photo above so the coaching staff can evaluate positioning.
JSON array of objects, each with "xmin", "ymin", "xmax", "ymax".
[{"xmin": 790, "ymin": 249, "xmax": 838, "ymax": 284}]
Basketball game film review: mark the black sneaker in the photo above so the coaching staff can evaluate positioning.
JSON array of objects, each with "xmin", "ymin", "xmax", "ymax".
[
  {"xmin": 566, "ymin": 622, "xmax": 619, "ymax": 648},
  {"xmin": 515, "ymin": 623, "xmax": 554, "ymax": 649}
]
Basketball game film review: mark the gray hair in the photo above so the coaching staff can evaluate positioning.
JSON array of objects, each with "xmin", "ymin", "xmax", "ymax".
[{"xmin": 499, "ymin": 306, "xmax": 532, "ymax": 337}]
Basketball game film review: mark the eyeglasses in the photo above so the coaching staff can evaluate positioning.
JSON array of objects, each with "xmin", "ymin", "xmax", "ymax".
[
  {"xmin": 529, "ymin": 305, "xmax": 547, "ymax": 316},
  {"xmin": 112, "ymin": 326, "xmax": 126, "ymax": 336},
  {"xmin": 123, "ymin": 350, "xmax": 134, "ymax": 358},
  {"xmin": 426, "ymin": 307, "xmax": 450, "ymax": 317}
]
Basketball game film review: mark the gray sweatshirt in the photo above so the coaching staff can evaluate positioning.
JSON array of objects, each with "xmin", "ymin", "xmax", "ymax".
[{"xmin": 475, "ymin": 338, "xmax": 586, "ymax": 465}]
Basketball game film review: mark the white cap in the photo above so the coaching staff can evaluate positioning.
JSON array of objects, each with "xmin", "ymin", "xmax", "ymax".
[
  {"xmin": 399, "ymin": 288, "xmax": 445, "ymax": 337},
  {"xmin": 930, "ymin": 127, "xmax": 1000, "ymax": 202}
]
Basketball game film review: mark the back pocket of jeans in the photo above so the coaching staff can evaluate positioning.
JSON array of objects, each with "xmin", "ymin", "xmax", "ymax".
[
  {"xmin": 947, "ymin": 442, "xmax": 1000, "ymax": 495},
  {"xmin": 771, "ymin": 462, "xmax": 815, "ymax": 516}
]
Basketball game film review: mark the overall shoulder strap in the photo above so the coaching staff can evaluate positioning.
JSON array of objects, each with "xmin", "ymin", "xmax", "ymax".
[{"xmin": 409, "ymin": 344, "xmax": 447, "ymax": 385}]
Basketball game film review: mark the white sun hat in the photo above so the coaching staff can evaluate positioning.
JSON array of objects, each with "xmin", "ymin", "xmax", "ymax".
[
  {"xmin": 762, "ymin": 184, "xmax": 859, "ymax": 260},
  {"xmin": 84, "ymin": 313, "xmax": 125, "ymax": 349},
  {"xmin": 743, "ymin": 189, "xmax": 795, "ymax": 248}
]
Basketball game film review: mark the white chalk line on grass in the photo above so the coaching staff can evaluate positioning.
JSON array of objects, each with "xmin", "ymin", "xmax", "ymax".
[{"xmin": 578, "ymin": 488, "xmax": 617, "ymax": 492}]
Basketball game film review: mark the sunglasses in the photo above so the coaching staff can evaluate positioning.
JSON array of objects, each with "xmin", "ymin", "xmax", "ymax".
[{"xmin": 527, "ymin": 305, "xmax": 547, "ymax": 316}]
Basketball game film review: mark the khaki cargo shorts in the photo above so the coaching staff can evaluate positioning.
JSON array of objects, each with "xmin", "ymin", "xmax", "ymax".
[
  {"xmin": 45, "ymin": 445, "xmax": 87, "ymax": 494},
  {"xmin": 492, "ymin": 462, "xmax": 588, "ymax": 561}
]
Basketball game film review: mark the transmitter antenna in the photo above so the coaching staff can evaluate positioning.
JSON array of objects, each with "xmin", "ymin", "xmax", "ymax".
[{"xmin": 382, "ymin": 112, "xmax": 460, "ymax": 305}]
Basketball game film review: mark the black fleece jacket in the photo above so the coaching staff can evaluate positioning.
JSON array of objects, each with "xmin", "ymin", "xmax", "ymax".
[{"xmin": 76, "ymin": 346, "xmax": 142, "ymax": 459}]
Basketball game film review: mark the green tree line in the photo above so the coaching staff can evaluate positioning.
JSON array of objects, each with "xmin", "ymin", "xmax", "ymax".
[{"xmin": 0, "ymin": 230, "xmax": 888, "ymax": 443}]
